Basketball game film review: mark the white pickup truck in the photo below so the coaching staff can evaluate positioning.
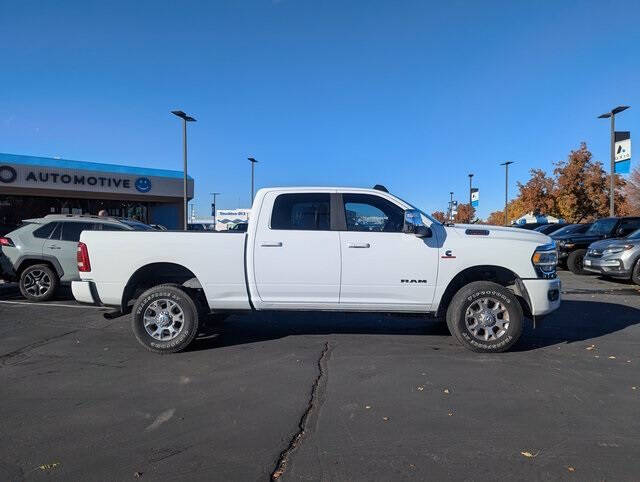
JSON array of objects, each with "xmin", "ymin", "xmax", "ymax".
[{"xmin": 72, "ymin": 186, "xmax": 561, "ymax": 353}]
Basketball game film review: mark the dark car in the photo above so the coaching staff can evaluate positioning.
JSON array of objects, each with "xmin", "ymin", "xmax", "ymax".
[
  {"xmin": 557, "ymin": 217, "xmax": 640, "ymax": 274},
  {"xmin": 534, "ymin": 223, "xmax": 567, "ymax": 235},
  {"xmin": 550, "ymin": 223, "xmax": 592, "ymax": 239}
]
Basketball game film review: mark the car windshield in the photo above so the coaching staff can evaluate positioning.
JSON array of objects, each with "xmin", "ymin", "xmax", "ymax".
[
  {"xmin": 121, "ymin": 220, "xmax": 154, "ymax": 231},
  {"xmin": 552, "ymin": 224, "xmax": 580, "ymax": 236},
  {"xmin": 586, "ymin": 218, "xmax": 617, "ymax": 236}
]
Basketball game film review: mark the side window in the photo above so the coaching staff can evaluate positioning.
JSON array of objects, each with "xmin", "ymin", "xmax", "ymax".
[
  {"xmin": 60, "ymin": 222, "xmax": 97, "ymax": 242},
  {"xmin": 619, "ymin": 218, "xmax": 640, "ymax": 235},
  {"xmin": 271, "ymin": 193, "xmax": 331, "ymax": 230},
  {"xmin": 343, "ymin": 194, "xmax": 404, "ymax": 232},
  {"xmin": 33, "ymin": 222, "xmax": 58, "ymax": 239}
]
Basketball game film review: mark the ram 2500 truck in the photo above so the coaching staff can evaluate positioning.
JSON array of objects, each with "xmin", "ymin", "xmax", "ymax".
[{"xmin": 72, "ymin": 186, "xmax": 561, "ymax": 354}]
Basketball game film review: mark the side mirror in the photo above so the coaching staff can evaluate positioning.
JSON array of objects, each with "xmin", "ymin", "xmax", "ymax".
[
  {"xmin": 616, "ymin": 228, "xmax": 626, "ymax": 237},
  {"xmin": 403, "ymin": 209, "xmax": 432, "ymax": 238}
]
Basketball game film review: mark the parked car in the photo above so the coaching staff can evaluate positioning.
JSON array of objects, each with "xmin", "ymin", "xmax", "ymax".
[
  {"xmin": 228, "ymin": 222, "xmax": 248, "ymax": 232},
  {"xmin": 556, "ymin": 217, "xmax": 640, "ymax": 274},
  {"xmin": 550, "ymin": 223, "xmax": 592, "ymax": 239},
  {"xmin": 534, "ymin": 223, "xmax": 567, "ymax": 235},
  {"xmin": 73, "ymin": 186, "xmax": 561, "ymax": 354},
  {"xmin": 583, "ymin": 228, "xmax": 640, "ymax": 283},
  {"xmin": 0, "ymin": 214, "xmax": 153, "ymax": 301}
]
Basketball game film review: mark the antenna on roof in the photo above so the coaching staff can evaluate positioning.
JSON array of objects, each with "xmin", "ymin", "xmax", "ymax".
[{"xmin": 373, "ymin": 184, "xmax": 389, "ymax": 193}]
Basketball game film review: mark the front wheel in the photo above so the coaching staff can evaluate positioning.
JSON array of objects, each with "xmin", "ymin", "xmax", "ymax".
[
  {"xmin": 132, "ymin": 284, "xmax": 200, "ymax": 354},
  {"xmin": 567, "ymin": 249, "xmax": 588, "ymax": 275},
  {"xmin": 446, "ymin": 281, "xmax": 524, "ymax": 353}
]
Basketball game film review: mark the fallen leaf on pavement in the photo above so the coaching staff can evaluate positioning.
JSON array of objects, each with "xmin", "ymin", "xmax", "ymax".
[
  {"xmin": 134, "ymin": 472, "xmax": 143, "ymax": 478},
  {"xmin": 383, "ymin": 416, "xmax": 389, "ymax": 421},
  {"xmin": 567, "ymin": 466, "xmax": 575, "ymax": 472},
  {"xmin": 417, "ymin": 386, "xmax": 424, "ymax": 391},
  {"xmin": 443, "ymin": 389, "xmax": 450, "ymax": 394},
  {"xmin": 608, "ymin": 356, "xmax": 616, "ymax": 359},
  {"xmin": 39, "ymin": 463, "xmax": 60, "ymax": 471},
  {"xmin": 365, "ymin": 405, "xmax": 371, "ymax": 409},
  {"xmin": 521, "ymin": 451, "xmax": 540, "ymax": 458},
  {"xmin": 586, "ymin": 345, "xmax": 595, "ymax": 351}
]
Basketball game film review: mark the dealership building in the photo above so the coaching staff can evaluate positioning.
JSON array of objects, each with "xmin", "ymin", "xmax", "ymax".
[{"xmin": 0, "ymin": 153, "xmax": 193, "ymax": 233}]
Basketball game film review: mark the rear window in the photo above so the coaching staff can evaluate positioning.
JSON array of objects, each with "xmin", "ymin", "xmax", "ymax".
[
  {"xmin": 271, "ymin": 193, "xmax": 331, "ymax": 230},
  {"xmin": 33, "ymin": 222, "xmax": 58, "ymax": 239}
]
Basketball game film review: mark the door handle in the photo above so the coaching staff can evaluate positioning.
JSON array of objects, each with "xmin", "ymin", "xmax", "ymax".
[
  {"xmin": 47, "ymin": 246, "xmax": 61, "ymax": 250},
  {"xmin": 347, "ymin": 242, "xmax": 370, "ymax": 248},
  {"xmin": 260, "ymin": 242, "xmax": 283, "ymax": 247}
]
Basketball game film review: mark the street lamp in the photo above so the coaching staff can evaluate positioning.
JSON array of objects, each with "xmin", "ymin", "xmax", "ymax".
[
  {"xmin": 500, "ymin": 161, "xmax": 514, "ymax": 226},
  {"xmin": 171, "ymin": 110, "xmax": 197, "ymax": 230},
  {"xmin": 210, "ymin": 192, "xmax": 220, "ymax": 230},
  {"xmin": 598, "ymin": 105, "xmax": 630, "ymax": 216},
  {"xmin": 449, "ymin": 191, "xmax": 454, "ymax": 222},
  {"xmin": 248, "ymin": 157, "xmax": 258, "ymax": 204},
  {"xmin": 468, "ymin": 173, "xmax": 474, "ymax": 223}
]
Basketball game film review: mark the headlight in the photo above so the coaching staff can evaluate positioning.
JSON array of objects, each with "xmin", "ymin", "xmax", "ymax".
[
  {"xmin": 603, "ymin": 244, "xmax": 633, "ymax": 255},
  {"xmin": 532, "ymin": 242, "xmax": 557, "ymax": 278}
]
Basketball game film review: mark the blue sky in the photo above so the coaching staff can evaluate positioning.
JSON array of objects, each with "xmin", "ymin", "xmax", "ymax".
[{"xmin": 1, "ymin": 0, "xmax": 639, "ymax": 218}]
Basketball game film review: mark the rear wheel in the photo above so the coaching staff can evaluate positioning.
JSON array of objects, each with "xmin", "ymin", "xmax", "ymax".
[
  {"xmin": 446, "ymin": 281, "xmax": 523, "ymax": 353},
  {"xmin": 19, "ymin": 264, "xmax": 58, "ymax": 302},
  {"xmin": 132, "ymin": 284, "xmax": 200, "ymax": 354},
  {"xmin": 567, "ymin": 249, "xmax": 588, "ymax": 275}
]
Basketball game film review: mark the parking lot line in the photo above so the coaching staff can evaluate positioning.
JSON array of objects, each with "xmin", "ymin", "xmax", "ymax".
[{"xmin": 0, "ymin": 300, "xmax": 107, "ymax": 309}]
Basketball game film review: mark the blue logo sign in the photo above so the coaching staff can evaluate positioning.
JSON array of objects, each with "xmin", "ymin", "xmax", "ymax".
[{"xmin": 135, "ymin": 177, "xmax": 152, "ymax": 193}]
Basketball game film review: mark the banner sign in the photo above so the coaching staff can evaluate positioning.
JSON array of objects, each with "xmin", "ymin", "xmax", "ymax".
[
  {"xmin": 471, "ymin": 188, "xmax": 479, "ymax": 207},
  {"xmin": 615, "ymin": 131, "xmax": 631, "ymax": 174}
]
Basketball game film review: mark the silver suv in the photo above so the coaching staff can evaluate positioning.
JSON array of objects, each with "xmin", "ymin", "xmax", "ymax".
[
  {"xmin": 0, "ymin": 215, "xmax": 153, "ymax": 301},
  {"xmin": 583, "ymin": 228, "xmax": 640, "ymax": 284}
]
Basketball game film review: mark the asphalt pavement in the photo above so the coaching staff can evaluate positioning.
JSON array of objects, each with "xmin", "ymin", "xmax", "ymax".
[{"xmin": 1, "ymin": 272, "xmax": 639, "ymax": 481}]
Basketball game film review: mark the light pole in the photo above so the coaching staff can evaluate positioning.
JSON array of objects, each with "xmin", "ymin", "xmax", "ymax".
[
  {"xmin": 449, "ymin": 191, "xmax": 454, "ymax": 221},
  {"xmin": 248, "ymin": 157, "xmax": 258, "ymax": 204},
  {"xmin": 598, "ymin": 105, "xmax": 630, "ymax": 216},
  {"xmin": 171, "ymin": 110, "xmax": 197, "ymax": 230},
  {"xmin": 500, "ymin": 161, "xmax": 514, "ymax": 226},
  {"xmin": 210, "ymin": 192, "xmax": 220, "ymax": 230},
  {"xmin": 468, "ymin": 174, "xmax": 474, "ymax": 223}
]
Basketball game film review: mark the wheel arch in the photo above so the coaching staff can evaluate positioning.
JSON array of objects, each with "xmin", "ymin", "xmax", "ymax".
[
  {"xmin": 121, "ymin": 262, "xmax": 204, "ymax": 313},
  {"xmin": 15, "ymin": 256, "xmax": 64, "ymax": 279},
  {"xmin": 436, "ymin": 265, "xmax": 532, "ymax": 319}
]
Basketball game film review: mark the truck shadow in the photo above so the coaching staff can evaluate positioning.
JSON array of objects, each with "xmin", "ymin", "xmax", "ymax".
[{"xmin": 189, "ymin": 300, "xmax": 640, "ymax": 353}]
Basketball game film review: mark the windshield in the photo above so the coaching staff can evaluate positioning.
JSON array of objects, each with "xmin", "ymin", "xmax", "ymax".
[
  {"xmin": 552, "ymin": 224, "xmax": 581, "ymax": 236},
  {"xmin": 393, "ymin": 196, "xmax": 441, "ymax": 225},
  {"xmin": 121, "ymin": 220, "xmax": 154, "ymax": 231},
  {"xmin": 586, "ymin": 218, "xmax": 617, "ymax": 236}
]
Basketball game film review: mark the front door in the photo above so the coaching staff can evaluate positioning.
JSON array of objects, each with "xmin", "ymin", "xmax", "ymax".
[
  {"xmin": 338, "ymin": 193, "xmax": 438, "ymax": 310},
  {"xmin": 253, "ymin": 191, "xmax": 341, "ymax": 304}
]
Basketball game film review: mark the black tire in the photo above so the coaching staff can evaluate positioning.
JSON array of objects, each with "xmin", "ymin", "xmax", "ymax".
[
  {"xmin": 19, "ymin": 264, "xmax": 59, "ymax": 302},
  {"xmin": 132, "ymin": 284, "xmax": 200, "ymax": 354},
  {"xmin": 567, "ymin": 249, "xmax": 588, "ymax": 275},
  {"xmin": 446, "ymin": 281, "xmax": 524, "ymax": 353},
  {"xmin": 632, "ymin": 259, "xmax": 640, "ymax": 285}
]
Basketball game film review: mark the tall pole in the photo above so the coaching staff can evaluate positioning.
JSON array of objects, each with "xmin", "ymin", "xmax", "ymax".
[
  {"xmin": 598, "ymin": 106, "xmax": 629, "ymax": 217},
  {"xmin": 248, "ymin": 157, "xmax": 258, "ymax": 204},
  {"xmin": 449, "ymin": 191, "xmax": 454, "ymax": 221},
  {"xmin": 183, "ymin": 118, "xmax": 188, "ymax": 230},
  {"xmin": 468, "ymin": 174, "xmax": 473, "ymax": 223},
  {"xmin": 500, "ymin": 161, "xmax": 514, "ymax": 226},
  {"xmin": 610, "ymin": 114, "xmax": 615, "ymax": 217},
  {"xmin": 171, "ymin": 110, "xmax": 196, "ymax": 230},
  {"xmin": 210, "ymin": 192, "xmax": 220, "ymax": 231}
]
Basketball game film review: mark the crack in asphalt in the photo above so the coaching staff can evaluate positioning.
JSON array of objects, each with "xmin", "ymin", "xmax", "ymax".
[
  {"xmin": 270, "ymin": 341, "xmax": 331, "ymax": 481},
  {"xmin": 0, "ymin": 330, "xmax": 79, "ymax": 366}
]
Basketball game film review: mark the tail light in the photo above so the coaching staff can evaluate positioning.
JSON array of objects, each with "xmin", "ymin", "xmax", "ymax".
[
  {"xmin": 77, "ymin": 242, "xmax": 91, "ymax": 272},
  {"xmin": 0, "ymin": 237, "xmax": 14, "ymax": 247}
]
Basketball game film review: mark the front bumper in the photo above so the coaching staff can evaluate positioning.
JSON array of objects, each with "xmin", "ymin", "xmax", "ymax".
[
  {"xmin": 521, "ymin": 278, "xmax": 561, "ymax": 316},
  {"xmin": 583, "ymin": 256, "xmax": 632, "ymax": 278},
  {"xmin": 72, "ymin": 280, "xmax": 102, "ymax": 306}
]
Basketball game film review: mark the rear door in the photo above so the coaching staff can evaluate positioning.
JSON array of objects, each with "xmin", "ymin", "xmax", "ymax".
[
  {"xmin": 253, "ymin": 191, "xmax": 341, "ymax": 304},
  {"xmin": 43, "ymin": 221, "xmax": 101, "ymax": 280}
]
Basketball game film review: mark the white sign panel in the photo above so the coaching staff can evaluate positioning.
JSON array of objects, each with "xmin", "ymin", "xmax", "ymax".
[{"xmin": 615, "ymin": 138, "xmax": 631, "ymax": 162}]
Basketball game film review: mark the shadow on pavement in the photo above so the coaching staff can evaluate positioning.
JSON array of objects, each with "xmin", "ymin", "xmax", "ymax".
[
  {"xmin": 189, "ymin": 300, "xmax": 640, "ymax": 353},
  {"xmin": 0, "ymin": 283, "xmax": 75, "ymax": 302}
]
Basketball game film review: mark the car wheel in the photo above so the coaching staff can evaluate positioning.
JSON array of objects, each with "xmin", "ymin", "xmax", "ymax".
[
  {"xmin": 446, "ymin": 281, "xmax": 524, "ymax": 353},
  {"xmin": 19, "ymin": 264, "xmax": 59, "ymax": 302},
  {"xmin": 632, "ymin": 260, "xmax": 640, "ymax": 285},
  {"xmin": 567, "ymin": 249, "xmax": 588, "ymax": 275},
  {"xmin": 132, "ymin": 284, "xmax": 200, "ymax": 354}
]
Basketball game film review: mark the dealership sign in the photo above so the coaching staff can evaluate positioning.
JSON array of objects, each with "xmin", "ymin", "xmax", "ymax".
[
  {"xmin": 0, "ymin": 162, "xmax": 192, "ymax": 198},
  {"xmin": 614, "ymin": 131, "xmax": 631, "ymax": 174}
]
